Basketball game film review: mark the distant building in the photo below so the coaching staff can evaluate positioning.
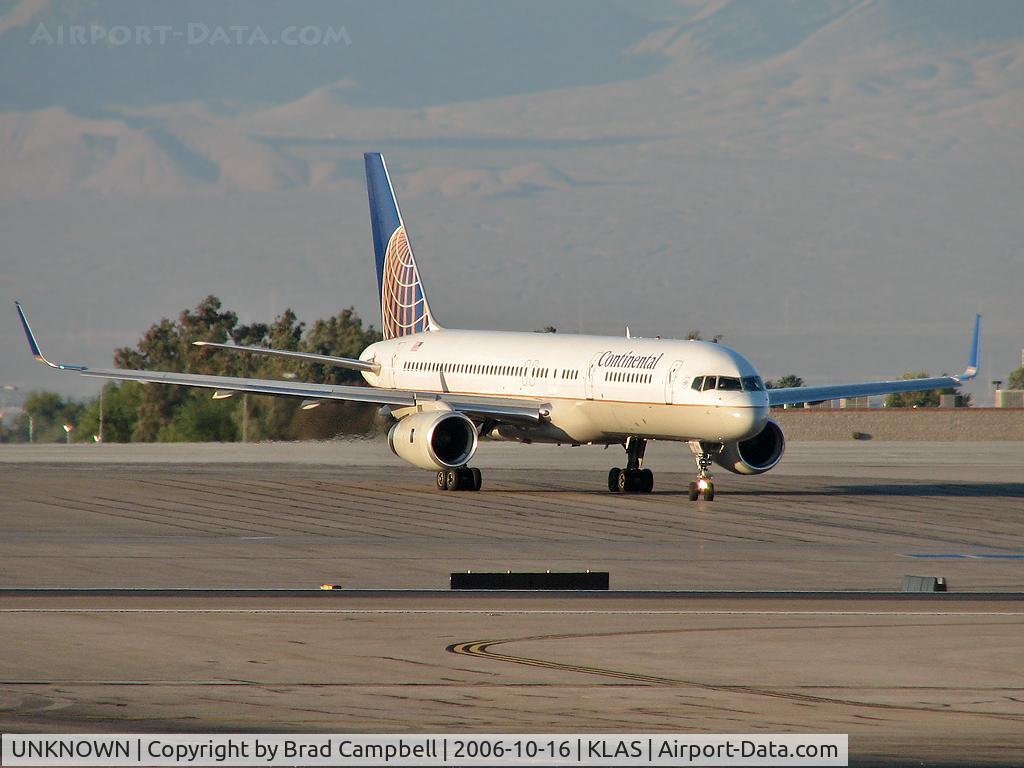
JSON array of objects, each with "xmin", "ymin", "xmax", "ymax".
[{"xmin": 995, "ymin": 389, "xmax": 1024, "ymax": 408}]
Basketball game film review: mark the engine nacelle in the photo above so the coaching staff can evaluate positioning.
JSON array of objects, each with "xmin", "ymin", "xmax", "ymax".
[
  {"xmin": 713, "ymin": 418, "xmax": 786, "ymax": 475},
  {"xmin": 387, "ymin": 411, "xmax": 478, "ymax": 471}
]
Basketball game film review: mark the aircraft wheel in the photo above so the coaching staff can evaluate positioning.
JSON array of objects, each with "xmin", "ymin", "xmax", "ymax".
[
  {"xmin": 703, "ymin": 482, "xmax": 715, "ymax": 502},
  {"xmin": 640, "ymin": 468, "xmax": 654, "ymax": 493},
  {"xmin": 470, "ymin": 467, "xmax": 482, "ymax": 491},
  {"xmin": 445, "ymin": 469, "xmax": 459, "ymax": 491},
  {"xmin": 608, "ymin": 468, "xmax": 622, "ymax": 492},
  {"xmin": 688, "ymin": 481, "xmax": 699, "ymax": 502},
  {"xmin": 437, "ymin": 471, "xmax": 447, "ymax": 491},
  {"xmin": 617, "ymin": 469, "xmax": 629, "ymax": 493}
]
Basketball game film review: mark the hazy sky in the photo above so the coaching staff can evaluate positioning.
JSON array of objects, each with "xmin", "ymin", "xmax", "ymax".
[{"xmin": 1, "ymin": 0, "xmax": 1022, "ymax": 404}]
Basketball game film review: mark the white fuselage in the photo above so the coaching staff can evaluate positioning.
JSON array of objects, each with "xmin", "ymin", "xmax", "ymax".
[{"xmin": 359, "ymin": 330, "xmax": 770, "ymax": 446}]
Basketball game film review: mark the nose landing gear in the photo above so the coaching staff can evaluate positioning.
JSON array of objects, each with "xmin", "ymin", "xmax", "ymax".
[
  {"xmin": 608, "ymin": 436, "xmax": 654, "ymax": 493},
  {"xmin": 687, "ymin": 440, "xmax": 715, "ymax": 501}
]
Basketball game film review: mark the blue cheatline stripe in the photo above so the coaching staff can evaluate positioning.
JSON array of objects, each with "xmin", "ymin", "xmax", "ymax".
[{"xmin": 907, "ymin": 553, "xmax": 1024, "ymax": 559}]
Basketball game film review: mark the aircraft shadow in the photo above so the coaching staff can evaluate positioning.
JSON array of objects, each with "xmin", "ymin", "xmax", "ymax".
[
  {"xmin": 489, "ymin": 483, "xmax": 1024, "ymax": 499},
  {"xmin": 712, "ymin": 482, "xmax": 1024, "ymax": 499}
]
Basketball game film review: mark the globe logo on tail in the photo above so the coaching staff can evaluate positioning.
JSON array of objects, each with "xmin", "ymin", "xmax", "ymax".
[{"xmin": 381, "ymin": 225, "xmax": 432, "ymax": 339}]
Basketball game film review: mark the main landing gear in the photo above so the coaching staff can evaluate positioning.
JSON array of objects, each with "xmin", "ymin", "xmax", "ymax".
[
  {"xmin": 608, "ymin": 436, "xmax": 654, "ymax": 493},
  {"xmin": 436, "ymin": 467, "xmax": 482, "ymax": 492},
  {"xmin": 687, "ymin": 440, "xmax": 715, "ymax": 501}
]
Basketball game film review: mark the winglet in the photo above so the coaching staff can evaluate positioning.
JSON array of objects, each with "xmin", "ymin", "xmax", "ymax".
[
  {"xmin": 956, "ymin": 314, "xmax": 982, "ymax": 381},
  {"xmin": 14, "ymin": 301, "xmax": 87, "ymax": 371}
]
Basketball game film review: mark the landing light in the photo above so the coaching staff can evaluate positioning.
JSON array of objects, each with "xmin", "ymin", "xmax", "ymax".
[{"xmin": 697, "ymin": 478, "xmax": 710, "ymax": 491}]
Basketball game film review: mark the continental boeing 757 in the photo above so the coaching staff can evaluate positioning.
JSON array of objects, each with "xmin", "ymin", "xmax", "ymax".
[{"xmin": 16, "ymin": 153, "xmax": 981, "ymax": 500}]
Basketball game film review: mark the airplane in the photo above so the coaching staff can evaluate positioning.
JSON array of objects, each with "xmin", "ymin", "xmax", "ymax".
[{"xmin": 16, "ymin": 152, "xmax": 981, "ymax": 501}]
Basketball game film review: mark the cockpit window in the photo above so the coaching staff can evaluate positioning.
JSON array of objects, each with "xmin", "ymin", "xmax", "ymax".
[
  {"xmin": 700, "ymin": 376, "xmax": 717, "ymax": 391},
  {"xmin": 717, "ymin": 376, "xmax": 742, "ymax": 391},
  {"xmin": 741, "ymin": 376, "xmax": 764, "ymax": 392},
  {"xmin": 691, "ymin": 376, "xmax": 704, "ymax": 391}
]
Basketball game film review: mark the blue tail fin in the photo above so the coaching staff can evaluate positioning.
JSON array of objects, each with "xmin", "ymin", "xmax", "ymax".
[{"xmin": 365, "ymin": 152, "xmax": 438, "ymax": 339}]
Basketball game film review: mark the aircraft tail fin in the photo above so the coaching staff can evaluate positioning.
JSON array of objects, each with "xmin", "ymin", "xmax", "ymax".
[{"xmin": 364, "ymin": 152, "xmax": 439, "ymax": 340}]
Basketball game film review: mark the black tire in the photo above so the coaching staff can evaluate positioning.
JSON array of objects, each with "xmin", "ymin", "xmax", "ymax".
[
  {"xmin": 704, "ymin": 483, "xmax": 715, "ymax": 502},
  {"xmin": 445, "ymin": 469, "xmax": 459, "ymax": 491},
  {"xmin": 608, "ymin": 468, "xmax": 621, "ymax": 492},
  {"xmin": 436, "ymin": 471, "xmax": 447, "ymax": 490},
  {"xmin": 640, "ymin": 468, "xmax": 654, "ymax": 493},
  {"xmin": 470, "ymin": 467, "xmax": 482, "ymax": 491},
  {"xmin": 688, "ymin": 481, "xmax": 699, "ymax": 502},
  {"xmin": 616, "ymin": 469, "xmax": 628, "ymax": 492}
]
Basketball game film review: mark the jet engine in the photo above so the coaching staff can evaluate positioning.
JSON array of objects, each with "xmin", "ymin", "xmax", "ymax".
[
  {"xmin": 713, "ymin": 419, "xmax": 785, "ymax": 475},
  {"xmin": 387, "ymin": 411, "xmax": 478, "ymax": 471}
]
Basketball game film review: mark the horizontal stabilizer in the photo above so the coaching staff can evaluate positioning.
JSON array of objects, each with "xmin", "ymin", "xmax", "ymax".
[{"xmin": 193, "ymin": 341, "xmax": 380, "ymax": 374}]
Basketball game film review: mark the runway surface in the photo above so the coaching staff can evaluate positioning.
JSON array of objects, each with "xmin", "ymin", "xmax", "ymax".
[{"xmin": 1, "ymin": 440, "xmax": 1023, "ymax": 764}]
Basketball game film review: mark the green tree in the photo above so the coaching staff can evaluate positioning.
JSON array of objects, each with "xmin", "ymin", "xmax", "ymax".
[
  {"xmin": 74, "ymin": 382, "xmax": 144, "ymax": 442},
  {"xmin": 112, "ymin": 297, "xmax": 382, "ymax": 442},
  {"xmin": 1008, "ymin": 366, "xmax": 1024, "ymax": 390},
  {"xmin": 116, "ymin": 296, "xmax": 240, "ymax": 441},
  {"xmin": 765, "ymin": 375, "xmax": 804, "ymax": 389},
  {"xmin": 17, "ymin": 391, "xmax": 85, "ymax": 442},
  {"xmin": 157, "ymin": 396, "xmax": 239, "ymax": 442}
]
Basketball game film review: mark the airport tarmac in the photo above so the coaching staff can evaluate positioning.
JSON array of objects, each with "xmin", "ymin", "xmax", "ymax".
[{"xmin": 1, "ymin": 440, "xmax": 1023, "ymax": 764}]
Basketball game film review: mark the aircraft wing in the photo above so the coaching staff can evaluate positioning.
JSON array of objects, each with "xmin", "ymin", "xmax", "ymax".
[
  {"xmin": 767, "ymin": 315, "xmax": 981, "ymax": 407},
  {"xmin": 15, "ymin": 302, "xmax": 546, "ymax": 424}
]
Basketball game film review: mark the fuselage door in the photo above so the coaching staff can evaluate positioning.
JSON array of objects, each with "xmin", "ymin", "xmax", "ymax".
[
  {"xmin": 387, "ymin": 342, "xmax": 405, "ymax": 389},
  {"xmin": 584, "ymin": 353, "xmax": 602, "ymax": 400},
  {"xmin": 664, "ymin": 360, "xmax": 685, "ymax": 404}
]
